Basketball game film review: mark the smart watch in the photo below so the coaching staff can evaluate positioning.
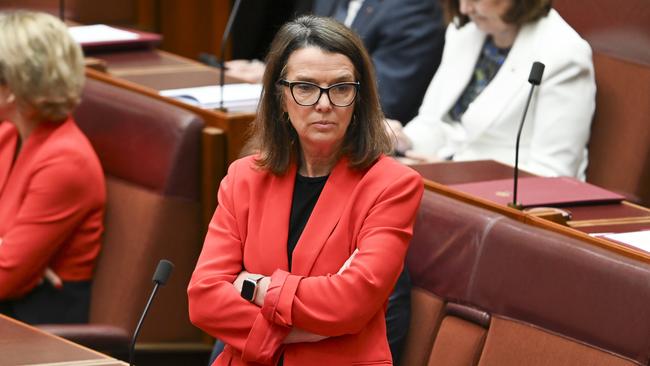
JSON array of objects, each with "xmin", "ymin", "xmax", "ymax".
[{"xmin": 240, "ymin": 274, "xmax": 264, "ymax": 302}]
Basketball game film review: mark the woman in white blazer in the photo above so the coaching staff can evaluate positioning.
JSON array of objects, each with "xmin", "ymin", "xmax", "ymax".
[{"xmin": 391, "ymin": 0, "xmax": 595, "ymax": 179}]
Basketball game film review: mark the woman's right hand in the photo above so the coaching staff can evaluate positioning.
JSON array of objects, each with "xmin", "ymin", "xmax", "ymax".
[
  {"xmin": 283, "ymin": 327, "xmax": 328, "ymax": 344},
  {"xmin": 40, "ymin": 267, "xmax": 62, "ymax": 289},
  {"xmin": 385, "ymin": 119, "xmax": 412, "ymax": 155},
  {"xmin": 225, "ymin": 59, "xmax": 265, "ymax": 84},
  {"xmin": 337, "ymin": 249, "xmax": 359, "ymax": 275}
]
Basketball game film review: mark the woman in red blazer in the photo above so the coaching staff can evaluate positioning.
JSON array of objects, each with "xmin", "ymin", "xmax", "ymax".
[
  {"xmin": 0, "ymin": 11, "xmax": 105, "ymax": 324},
  {"xmin": 188, "ymin": 16, "xmax": 423, "ymax": 365}
]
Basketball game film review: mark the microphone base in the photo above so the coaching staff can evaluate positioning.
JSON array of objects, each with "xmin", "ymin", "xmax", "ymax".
[
  {"xmin": 523, "ymin": 207, "xmax": 572, "ymax": 226},
  {"xmin": 507, "ymin": 202, "xmax": 524, "ymax": 210}
]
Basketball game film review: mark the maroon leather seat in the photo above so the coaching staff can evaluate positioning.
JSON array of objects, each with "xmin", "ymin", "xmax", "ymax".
[
  {"xmin": 403, "ymin": 189, "xmax": 650, "ymax": 366},
  {"xmin": 38, "ymin": 77, "xmax": 206, "ymax": 355}
]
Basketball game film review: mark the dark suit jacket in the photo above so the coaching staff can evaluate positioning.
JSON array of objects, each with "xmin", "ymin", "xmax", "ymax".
[{"xmin": 313, "ymin": 0, "xmax": 445, "ymax": 123}]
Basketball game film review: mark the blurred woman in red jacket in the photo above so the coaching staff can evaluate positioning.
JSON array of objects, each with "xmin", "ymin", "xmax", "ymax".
[{"xmin": 0, "ymin": 11, "xmax": 105, "ymax": 324}]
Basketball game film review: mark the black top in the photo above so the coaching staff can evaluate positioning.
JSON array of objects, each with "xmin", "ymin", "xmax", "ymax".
[
  {"xmin": 287, "ymin": 174, "xmax": 328, "ymax": 271},
  {"xmin": 0, "ymin": 280, "xmax": 91, "ymax": 324}
]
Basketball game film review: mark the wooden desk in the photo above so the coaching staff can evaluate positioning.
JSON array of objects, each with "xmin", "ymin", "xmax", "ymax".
[
  {"xmin": 411, "ymin": 160, "xmax": 650, "ymax": 262},
  {"xmin": 0, "ymin": 314, "xmax": 127, "ymax": 366}
]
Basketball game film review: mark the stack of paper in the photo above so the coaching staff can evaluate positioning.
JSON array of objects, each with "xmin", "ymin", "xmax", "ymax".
[
  {"xmin": 590, "ymin": 230, "xmax": 650, "ymax": 252},
  {"xmin": 592, "ymin": 231, "xmax": 650, "ymax": 253},
  {"xmin": 160, "ymin": 84, "xmax": 262, "ymax": 112},
  {"xmin": 68, "ymin": 24, "xmax": 162, "ymax": 51},
  {"xmin": 69, "ymin": 24, "xmax": 139, "ymax": 44}
]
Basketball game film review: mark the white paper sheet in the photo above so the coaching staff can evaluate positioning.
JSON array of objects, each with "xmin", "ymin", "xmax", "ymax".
[
  {"xmin": 68, "ymin": 24, "xmax": 139, "ymax": 44},
  {"xmin": 592, "ymin": 230, "xmax": 650, "ymax": 252},
  {"xmin": 160, "ymin": 83, "xmax": 262, "ymax": 111}
]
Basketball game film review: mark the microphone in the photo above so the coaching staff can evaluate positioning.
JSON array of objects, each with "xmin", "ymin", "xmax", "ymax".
[
  {"xmin": 198, "ymin": 0, "xmax": 243, "ymax": 111},
  {"xmin": 59, "ymin": 0, "xmax": 65, "ymax": 20},
  {"xmin": 509, "ymin": 61, "xmax": 545, "ymax": 209},
  {"xmin": 129, "ymin": 260, "xmax": 174, "ymax": 366},
  {"xmin": 218, "ymin": 0, "xmax": 243, "ymax": 111}
]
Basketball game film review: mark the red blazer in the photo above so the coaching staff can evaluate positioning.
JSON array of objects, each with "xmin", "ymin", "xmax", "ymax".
[
  {"xmin": 0, "ymin": 118, "xmax": 105, "ymax": 299},
  {"xmin": 188, "ymin": 155, "xmax": 423, "ymax": 365}
]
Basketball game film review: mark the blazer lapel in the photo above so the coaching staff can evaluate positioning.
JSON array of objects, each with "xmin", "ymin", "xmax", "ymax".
[
  {"xmin": 291, "ymin": 157, "xmax": 363, "ymax": 276},
  {"xmin": 461, "ymin": 22, "xmax": 538, "ymax": 142},
  {"xmin": 256, "ymin": 163, "xmax": 297, "ymax": 272}
]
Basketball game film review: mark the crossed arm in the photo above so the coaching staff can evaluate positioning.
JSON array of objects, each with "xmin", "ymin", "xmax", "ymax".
[{"xmin": 231, "ymin": 249, "xmax": 358, "ymax": 343}]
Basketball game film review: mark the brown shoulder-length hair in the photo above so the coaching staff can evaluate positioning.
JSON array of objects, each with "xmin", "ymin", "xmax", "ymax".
[
  {"xmin": 247, "ymin": 15, "xmax": 391, "ymax": 175},
  {"xmin": 444, "ymin": 0, "xmax": 552, "ymax": 28}
]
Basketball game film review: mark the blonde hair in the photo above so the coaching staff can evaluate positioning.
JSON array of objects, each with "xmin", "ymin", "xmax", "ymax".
[{"xmin": 0, "ymin": 10, "xmax": 84, "ymax": 122}]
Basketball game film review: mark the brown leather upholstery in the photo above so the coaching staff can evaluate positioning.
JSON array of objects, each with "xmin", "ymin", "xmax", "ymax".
[
  {"xmin": 479, "ymin": 317, "xmax": 634, "ymax": 366},
  {"xmin": 554, "ymin": 0, "xmax": 650, "ymax": 206},
  {"xmin": 554, "ymin": 0, "xmax": 650, "ymax": 66},
  {"xmin": 404, "ymin": 190, "xmax": 650, "ymax": 365},
  {"xmin": 74, "ymin": 77, "xmax": 203, "ymax": 201},
  {"xmin": 37, "ymin": 77, "xmax": 205, "ymax": 354},
  {"xmin": 586, "ymin": 53, "xmax": 650, "ymax": 205},
  {"xmin": 401, "ymin": 289, "xmax": 445, "ymax": 366},
  {"xmin": 428, "ymin": 316, "xmax": 486, "ymax": 366}
]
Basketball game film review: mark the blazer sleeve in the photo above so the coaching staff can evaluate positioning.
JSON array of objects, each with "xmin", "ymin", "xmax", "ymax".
[
  {"xmin": 523, "ymin": 40, "xmax": 596, "ymax": 178},
  {"xmin": 368, "ymin": 0, "xmax": 445, "ymax": 123},
  {"xmin": 0, "ymin": 155, "xmax": 97, "ymax": 299},
  {"xmin": 187, "ymin": 161, "xmax": 289, "ymax": 365},
  {"xmin": 260, "ymin": 170, "xmax": 423, "ymax": 337}
]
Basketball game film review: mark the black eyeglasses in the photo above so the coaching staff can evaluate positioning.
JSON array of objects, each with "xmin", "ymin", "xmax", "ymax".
[{"xmin": 279, "ymin": 79, "xmax": 360, "ymax": 107}]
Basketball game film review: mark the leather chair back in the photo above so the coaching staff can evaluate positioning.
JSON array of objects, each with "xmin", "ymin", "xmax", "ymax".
[
  {"xmin": 39, "ymin": 76, "xmax": 205, "ymax": 353},
  {"xmin": 554, "ymin": 0, "xmax": 650, "ymax": 206},
  {"xmin": 403, "ymin": 190, "xmax": 650, "ymax": 366}
]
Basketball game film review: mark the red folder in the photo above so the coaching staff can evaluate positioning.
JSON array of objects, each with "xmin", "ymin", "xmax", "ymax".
[{"xmin": 450, "ymin": 177, "xmax": 625, "ymax": 207}]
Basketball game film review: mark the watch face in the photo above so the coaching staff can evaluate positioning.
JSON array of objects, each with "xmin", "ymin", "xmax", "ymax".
[{"xmin": 241, "ymin": 278, "xmax": 257, "ymax": 301}]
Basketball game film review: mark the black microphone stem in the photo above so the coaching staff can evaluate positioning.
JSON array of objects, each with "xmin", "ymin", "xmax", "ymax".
[
  {"xmin": 129, "ymin": 283, "xmax": 160, "ymax": 366},
  {"xmin": 219, "ymin": 0, "xmax": 243, "ymax": 111},
  {"xmin": 512, "ymin": 85, "xmax": 536, "ymax": 207},
  {"xmin": 59, "ymin": 0, "xmax": 65, "ymax": 21}
]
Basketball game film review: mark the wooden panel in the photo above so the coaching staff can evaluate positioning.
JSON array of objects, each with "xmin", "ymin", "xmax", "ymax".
[
  {"xmin": 159, "ymin": 0, "xmax": 230, "ymax": 60},
  {"xmin": 0, "ymin": 0, "xmax": 156, "ymax": 31}
]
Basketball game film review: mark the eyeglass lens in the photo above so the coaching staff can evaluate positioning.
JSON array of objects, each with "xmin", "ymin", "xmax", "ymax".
[{"xmin": 290, "ymin": 82, "xmax": 357, "ymax": 107}]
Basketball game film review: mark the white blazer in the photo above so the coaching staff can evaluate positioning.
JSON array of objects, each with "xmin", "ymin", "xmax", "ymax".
[{"xmin": 403, "ymin": 9, "xmax": 595, "ymax": 179}]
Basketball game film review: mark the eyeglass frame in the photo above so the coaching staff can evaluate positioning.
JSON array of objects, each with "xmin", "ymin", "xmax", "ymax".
[{"xmin": 278, "ymin": 79, "xmax": 360, "ymax": 107}]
